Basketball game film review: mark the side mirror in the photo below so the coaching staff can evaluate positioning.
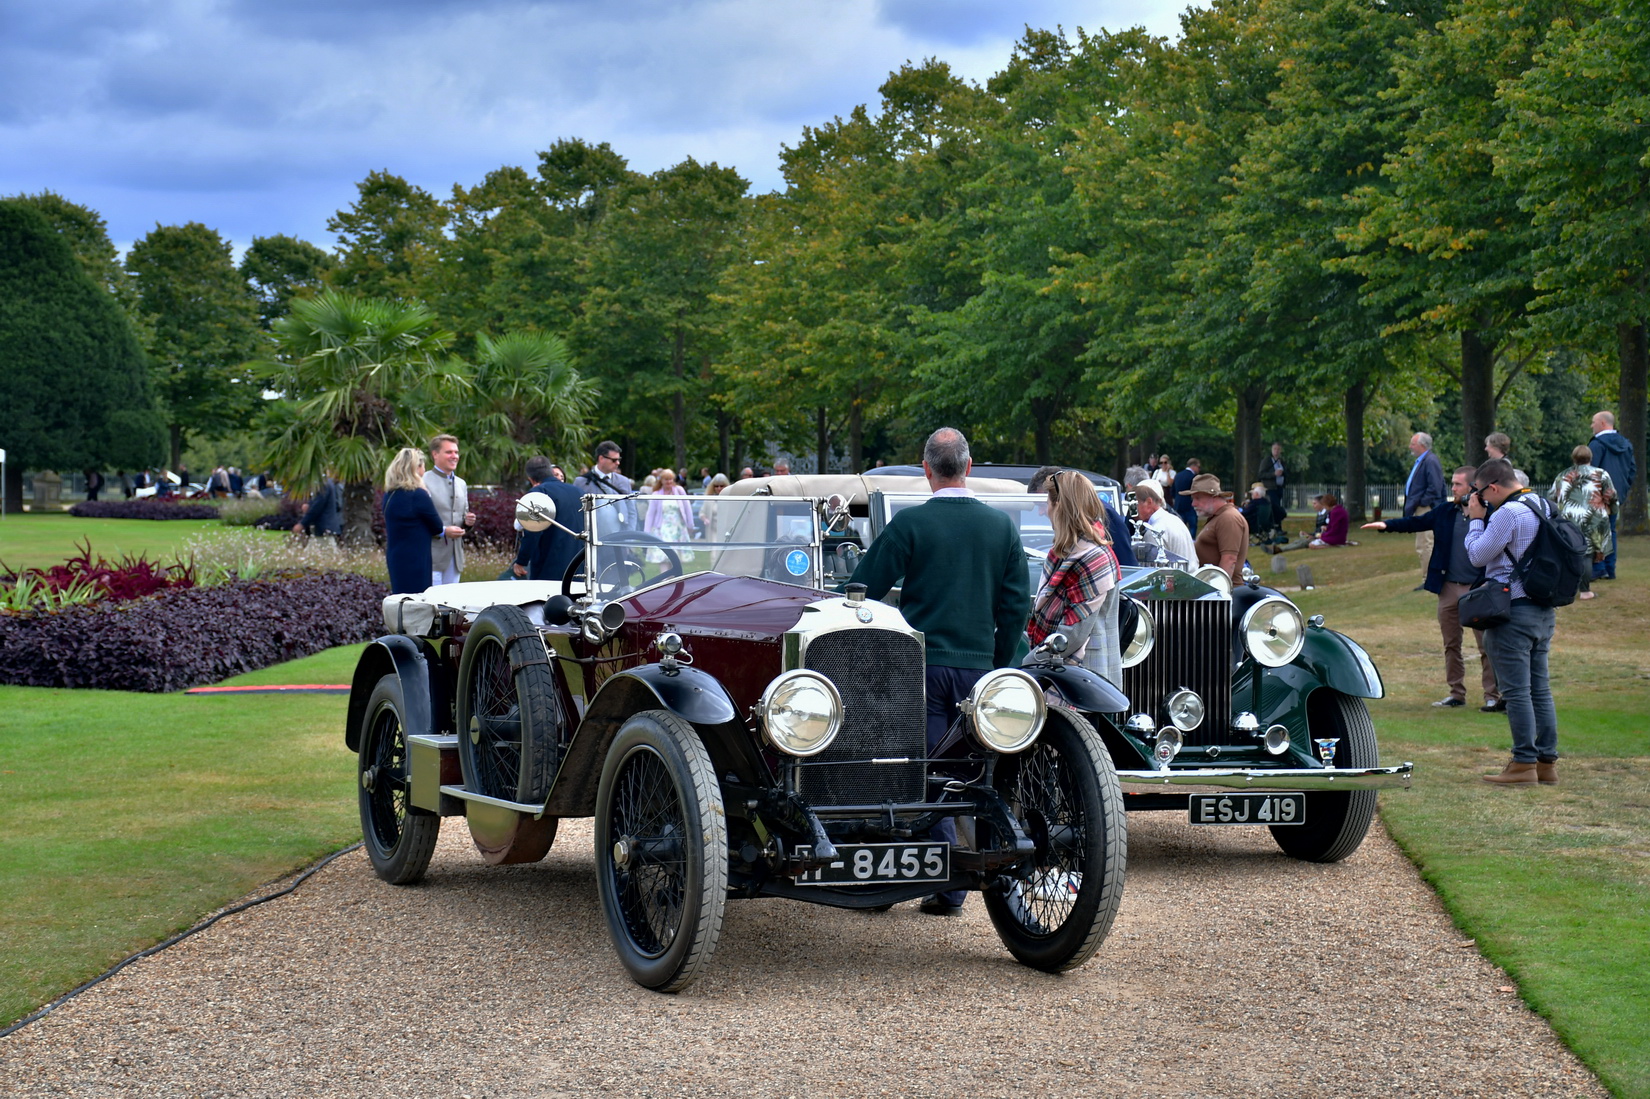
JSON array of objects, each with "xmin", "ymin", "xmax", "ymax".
[
  {"xmin": 516, "ymin": 492, "xmax": 557, "ymax": 532},
  {"xmin": 823, "ymin": 492, "xmax": 852, "ymax": 533}
]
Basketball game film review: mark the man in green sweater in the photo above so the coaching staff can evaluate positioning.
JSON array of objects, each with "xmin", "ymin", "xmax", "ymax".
[{"xmin": 850, "ymin": 426, "xmax": 1032, "ymax": 915}]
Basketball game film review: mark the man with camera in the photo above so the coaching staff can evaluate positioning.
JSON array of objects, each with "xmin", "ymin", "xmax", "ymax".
[{"xmin": 1362, "ymin": 467, "xmax": 1500, "ymax": 713}]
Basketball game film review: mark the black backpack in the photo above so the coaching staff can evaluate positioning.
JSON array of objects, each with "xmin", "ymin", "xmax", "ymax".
[{"xmin": 1511, "ymin": 495, "xmax": 1590, "ymax": 607}]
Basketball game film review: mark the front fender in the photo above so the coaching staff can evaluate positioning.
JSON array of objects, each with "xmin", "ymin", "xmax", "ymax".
[
  {"xmin": 345, "ymin": 635, "xmax": 435, "ymax": 752},
  {"xmin": 1025, "ymin": 662, "xmax": 1131, "ymax": 715},
  {"xmin": 1293, "ymin": 627, "xmax": 1384, "ymax": 699},
  {"xmin": 544, "ymin": 664, "xmax": 740, "ymax": 816}
]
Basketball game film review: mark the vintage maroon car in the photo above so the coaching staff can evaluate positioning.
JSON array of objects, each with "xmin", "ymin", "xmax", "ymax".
[{"xmin": 346, "ymin": 490, "xmax": 1127, "ymax": 992}]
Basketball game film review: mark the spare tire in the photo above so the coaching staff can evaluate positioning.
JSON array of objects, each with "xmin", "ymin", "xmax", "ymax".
[{"xmin": 455, "ymin": 604, "xmax": 567, "ymax": 804}]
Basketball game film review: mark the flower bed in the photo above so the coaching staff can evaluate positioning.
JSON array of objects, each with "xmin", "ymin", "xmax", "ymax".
[
  {"xmin": 0, "ymin": 570, "xmax": 388, "ymax": 692},
  {"xmin": 68, "ymin": 499, "xmax": 220, "ymax": 520}
]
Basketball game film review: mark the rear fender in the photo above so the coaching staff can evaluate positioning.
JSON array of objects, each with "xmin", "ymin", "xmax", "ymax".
[
  {"xmin": 544, "ymin": 665, "xmax": 741, "ymax": 816},
  {"xmin": 1025, "ymin": 662, "xmax": 1131, "ymax": 715},
  {"xmin": 345, "ymin": 635, "xmax": 435, "ymax": 752}
]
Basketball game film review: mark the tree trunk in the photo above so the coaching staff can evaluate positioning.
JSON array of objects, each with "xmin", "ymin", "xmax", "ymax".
[
  {"xmin": 341, "ymin": 479, "xmax": 375, "ymax": 547},
  {"xmin": 1344, "ymin": 379, "xmax": 1368, "ymax": 524},
  {"xmin": 671, "ymin": 328, "xmax": 688, "ymax": 475},
  {"xmin": 1234, "ymin": 384, "xmax": 1269, "ymax": 494},
  {"xmin": 717, "ymin": 411, "xmax": 732, "ymax": 479},
  {"xmin": 1460, "ymin": 328, "xmax": 1497, "ymax": 468},
  {"xmin": 849, "ymin": 391, "xmax": 864, "ymax": 472},
  {"xmin": 816, "ymin": 407, "xmax": 829, "ymax": 476},
  {"xmin": 1030, "ymin": 397, "xmax": 1056, "ymax": 466},
  {"xmin": 1618, "ymin": 320, "xmax": 1648, "ymax": 535},
  {"xmin": 168, "ymin": 424, "xmax": 184, "ymax": 474},
  {"xmin": 2, "ymin": 463, "xmax": 22, "ymax": 515}
]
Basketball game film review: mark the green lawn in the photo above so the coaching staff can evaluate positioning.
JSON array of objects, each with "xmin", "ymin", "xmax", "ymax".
[
  {"xmin": 0, "ymin": 645, "xmax": 365, "ymax": 1027},
  {"xmin": 1291, "ymin": 531, "xmax": 1649, "ymax": 1098},
  {"xmin": 0, "ymin": 512, "xmax": 220, "ymax": 572}
]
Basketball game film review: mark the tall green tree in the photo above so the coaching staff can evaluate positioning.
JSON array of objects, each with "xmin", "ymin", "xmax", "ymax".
[
  {"xmin": 326, "ymin": 170, "xmax": 448, "ymax": 300},
  {"xmin": 1345, "ymin": 0, "xmax": 1564, "ymax": 467},
  {"xmin": 455, "ymin": 330, "xmax": 598, "ymax": 484},
  {"xmin": 240, "ymin": 234, "xmax": 335, "ymax": 330},
  {"xmin": 253, "ymin": 290, "xmax": 463, "ymax": 543},
  {"xmin": 126, "ymin": 222, "xmax": 263, "ymax": 470},
  {"xmin": 581, "ymin": 158, "xmax": 749, "ymax": 473},
  {"xmin": 1497, "ymin": 0, "xmax": 1650, "ymax": 532},
  {"xmin": 0, "ymin": 200, "xmax": 164, "ymax": 510}
]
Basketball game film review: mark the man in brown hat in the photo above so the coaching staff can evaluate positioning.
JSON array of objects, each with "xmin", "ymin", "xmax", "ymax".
[{"xmin": 1181, "ymin": 473, "xmax": 1248, "ymax": 582}]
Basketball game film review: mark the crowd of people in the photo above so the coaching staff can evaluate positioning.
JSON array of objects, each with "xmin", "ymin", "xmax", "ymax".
[{"xmin": 293, "ymin": 408, "xmax": 1637, "ymax": 793}]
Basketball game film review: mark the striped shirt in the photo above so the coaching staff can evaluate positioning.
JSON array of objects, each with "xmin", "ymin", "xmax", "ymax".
[{"xmin": 1464, "ymin": 490, "xmax": 1551, "ymax": 601}]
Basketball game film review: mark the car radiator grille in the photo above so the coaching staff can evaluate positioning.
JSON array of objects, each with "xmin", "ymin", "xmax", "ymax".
[
  {"xmin": 797, "ymin": 629, "xmax": 927, "ymax": 805},
  {"xmin": 1122, "ymin": 597, "xmax": 1232, "ymax": 747}
]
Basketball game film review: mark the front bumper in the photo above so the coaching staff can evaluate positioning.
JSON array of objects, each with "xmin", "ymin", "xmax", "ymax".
[{"xmin": 1116, "ymin": 763, "xmax": 1413, "ymax": 792}]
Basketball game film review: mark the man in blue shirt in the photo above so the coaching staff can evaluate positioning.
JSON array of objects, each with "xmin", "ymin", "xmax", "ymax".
[
  {"xmin": 1170, "ymin": 457, "xmax": 1201, "ymax": 536},
  {"xmin": 1588, "ymin": 410, "xmax": 1636, "ymax": 581},
  {"xmin": 1404, "ymin": 432, "xmax": 1446, "ymax": 572}
]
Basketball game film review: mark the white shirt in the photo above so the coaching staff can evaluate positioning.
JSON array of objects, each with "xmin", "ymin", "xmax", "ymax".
[{"xmin": 1145, "ymin": 509, "xmax": 1196, "ymax": 562}]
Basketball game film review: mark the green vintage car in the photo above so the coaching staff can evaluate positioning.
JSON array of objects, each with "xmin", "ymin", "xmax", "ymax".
[{"xmin": 730, "ymin": 475, "xmax": 1413, "ymax": 863}]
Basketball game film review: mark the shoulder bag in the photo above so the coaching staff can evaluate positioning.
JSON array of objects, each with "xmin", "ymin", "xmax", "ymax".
[{"xmin": 1456, "ymin": 577, "xmax": 1511, "ymax": 630}]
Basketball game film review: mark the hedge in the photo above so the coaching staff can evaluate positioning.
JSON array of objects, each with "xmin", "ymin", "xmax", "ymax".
[
  {"xmin": 68, "ymin": 499, "xmax": 219, "ymax": 520},
  {"xmin": 0, "ymin": 570, "xmax": 387, "ymax": 692}
]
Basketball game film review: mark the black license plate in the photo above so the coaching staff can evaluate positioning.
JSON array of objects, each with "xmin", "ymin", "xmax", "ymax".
[
  {"xmin": 1189, "ymin": 793, "xmax": 1306, "ymax": 826},
  {"xmin": 792, "ymin": 842, "xmax": 949, "ymax": 886}
]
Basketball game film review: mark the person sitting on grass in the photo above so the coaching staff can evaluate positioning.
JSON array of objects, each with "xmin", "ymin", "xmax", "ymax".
[{"xmin": 1276, "ymin": 493, "xmax": 1348, "ymax": 551}]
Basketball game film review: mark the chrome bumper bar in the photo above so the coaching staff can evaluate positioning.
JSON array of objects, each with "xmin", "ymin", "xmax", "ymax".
[{"xmin": 1116, "ymin": 763, "xmax": 1413, "ymax": 792}]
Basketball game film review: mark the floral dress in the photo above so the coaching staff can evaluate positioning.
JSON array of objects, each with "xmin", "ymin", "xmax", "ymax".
[{"xmin": 1547, "ymin": 463, "xmax": 1615, "ymax": 557}]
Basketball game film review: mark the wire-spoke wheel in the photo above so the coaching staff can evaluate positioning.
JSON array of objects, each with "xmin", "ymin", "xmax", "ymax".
[
  {"xmin": 358, "ymin": 674, "xmax": 439, "ymax": 885},
  {"xmin": 595, "ymin": 710, "xmax": 726, "ymax": 993},
  {"xmin": 456, "ymin": 604, "xmax": 563, "ymax": 805},
  {"xmin": 984, "ymin": 705, "xmax": 1126, "ymax": 973},
  {"xmin": 1271, "ymin": 691, "xmax": 1378, "ymax": 863}
]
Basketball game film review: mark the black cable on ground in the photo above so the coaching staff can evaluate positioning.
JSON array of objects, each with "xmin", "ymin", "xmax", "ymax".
[{"xmin": 0, "ymin": 841, "xmax": 364, "ymax": 1039}]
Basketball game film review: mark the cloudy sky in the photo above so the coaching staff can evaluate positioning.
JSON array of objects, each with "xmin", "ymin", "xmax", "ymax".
[{"xmin": 3, "ymin": 0, "xmax": 1187, "ymax": 256}]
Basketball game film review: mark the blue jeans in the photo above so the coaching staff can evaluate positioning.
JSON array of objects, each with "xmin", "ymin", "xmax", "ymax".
[
  {"xmin": 1597, "ymin": 513, "xmax": 1618, "ymax": 579},
  {"xmin": 1483, "ymin": 601, "xmax": 1558, "ymax": 763},
  {"xmin": 926, "ymin": 665, "xmax": 988, "ymax": 905}
]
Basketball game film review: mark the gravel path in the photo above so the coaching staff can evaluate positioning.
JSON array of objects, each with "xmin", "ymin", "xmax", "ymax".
[{"xmin": 0, "ymin": 813, "xmax": 1605, "ymax": 1098}]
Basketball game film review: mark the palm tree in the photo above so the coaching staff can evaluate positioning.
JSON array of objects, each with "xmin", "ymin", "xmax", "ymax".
[
  {"xmin": 252, "ymin": 290, "xmax": 464, "ymax": 544},
  {"xmin": 461, "ymin": 330, "xmax": 599, "ymax": 484}
]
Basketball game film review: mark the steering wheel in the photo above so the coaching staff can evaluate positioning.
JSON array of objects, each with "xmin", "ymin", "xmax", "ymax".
[{"xmin": 560, "ymin": 531, "xmax": 683, "ymax": 600}]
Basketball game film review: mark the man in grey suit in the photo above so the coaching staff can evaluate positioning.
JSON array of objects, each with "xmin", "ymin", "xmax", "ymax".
[{"xmin": 423, "ymin": 433, "xmax": 475, "ymax": 586}]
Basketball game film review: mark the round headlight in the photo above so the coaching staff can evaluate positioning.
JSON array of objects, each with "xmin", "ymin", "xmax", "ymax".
[
  {"xmin": 1165, "ymin": 687, "xmax": 1205, "ymax": 732},
  {"xmin": 1242, "ymin": 597, "xmax": 1306, "ymax": 667},
  {"xmin": 1120, "ymin": 600, "xmax": 1155, "ymax": 668},
  {"xmin": 758, "ymin": 670, "xmax": 843, "ymax": 757},
  {"xmin": 1193, "ymin": 564, "xmax": 1233, "ymax": 595},
  {"xmin": 965, "ymin": 669, "xmax": 1046, "ymax": 754}
]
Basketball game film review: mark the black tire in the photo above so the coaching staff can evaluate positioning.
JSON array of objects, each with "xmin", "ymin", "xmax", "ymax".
[
  {"xmin": 594, "ymin": 709, "xmax": 727, "ymax": 993},
  {"xmin": 456, "ymin": 604, "xmax": 565, "ymax": 806},
  {"xmin": 358, "ymin": 674, "xmax": 440, "ymax": 885},
  {"xmin": 984, "ymin": 706, "xmax": 1127, "ymax": 973},
  {"xmin": 1271, "ymin": 690, "xmax": 1378, "ymax": 863}
]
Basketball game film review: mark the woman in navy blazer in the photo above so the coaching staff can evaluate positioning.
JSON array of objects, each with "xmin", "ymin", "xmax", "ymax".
[{"xmin": 382, "ymin": 447, "xmax": 454, "ymax": 594}]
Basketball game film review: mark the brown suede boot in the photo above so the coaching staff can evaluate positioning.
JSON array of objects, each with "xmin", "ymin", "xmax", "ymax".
[
  {"xmin": 1482, "ymin": 760, "xmax": 1539, "ymax": 785},
  {"xmin": 1536, "ymin": 761, "xmax": 1558, "ymax": 785}
]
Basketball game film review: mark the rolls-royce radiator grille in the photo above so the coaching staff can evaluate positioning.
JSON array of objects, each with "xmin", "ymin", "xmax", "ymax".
[
  {"xmin": 798, "ymin": 629, "xmax": 926, "ymax": 804},
  {"xmin": 1122, "ymin": 597, "xmax": 1232, "ymax": 746}
]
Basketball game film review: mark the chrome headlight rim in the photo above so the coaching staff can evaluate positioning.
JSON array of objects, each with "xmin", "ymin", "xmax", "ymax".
[
  {"xmin": 1165, "ymin": 686, "xmax": 1206, "ymax": 733},
  {"xmin": 757, "ymin": 669, "xmax": 844, "ymax": 757},
  {"xmin": 1120, "ymin": 597, "xmax": 1155, "ymax": 669},
  {"xmin": 964, "ymin": 668, "xmax": 1047, "ymax": 754},
  {"xmin": 1193, "ymin": 564, "xmax": 1233, "ymax": 595},
  {"xmin": 1241, "ymin": 596, "xmax": 1306, "ymax": 668}
]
